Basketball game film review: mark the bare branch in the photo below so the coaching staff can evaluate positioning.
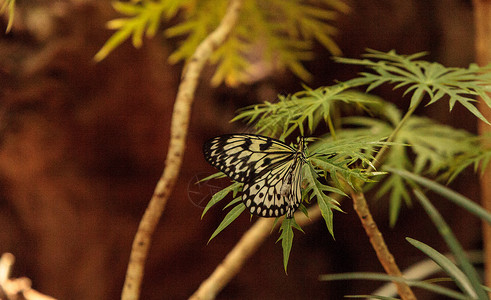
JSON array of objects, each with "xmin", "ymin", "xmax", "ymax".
[
  {"xmin": 190, "ymin": 206, "xmax": 322, "ymax": 300},
  {"xmin": 0, "ymin": 253, "xmax": 56, "ymax": 300},
  {"xmin": 120, "ymin": 1, "xmax": 244, "ymax": 299},
  {"xmin": 351, "ymin": 191, "xmax": 416, "ymax": 300}
]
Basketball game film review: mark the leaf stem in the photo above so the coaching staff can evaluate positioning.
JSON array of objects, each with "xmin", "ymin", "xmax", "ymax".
[
  {"xmin": 120, "ymin": 1, "xmax": 244, "ymax": 299},
  {"xmin": 369, "ymin": 103, "xmax": 419, "ymax": 172},
  {"xmin": 326, "ymin": 113, "xmax": 337, "ymax": 140}
]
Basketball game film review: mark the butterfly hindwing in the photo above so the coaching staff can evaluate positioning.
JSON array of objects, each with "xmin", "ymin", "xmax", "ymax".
[
  {"xmin": 203, "ymin": 134, "xmax": 305, "ymax": 218},
  {"xmin": 242, "ymin": 156, "xmax": 304, "ymax": 218}
]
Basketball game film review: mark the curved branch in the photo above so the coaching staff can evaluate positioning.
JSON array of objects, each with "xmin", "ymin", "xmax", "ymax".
[
  {"xmin": 121, "ymin": 1, "xmax": 244, "ymax": 299},
  {"xmin": 190, "ymin": 206, "xmax": 322, "ymax": 300}
]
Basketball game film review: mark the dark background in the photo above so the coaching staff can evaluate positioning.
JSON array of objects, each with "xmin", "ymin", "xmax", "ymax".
[{"xmin": 0, "ymin": 0, "xmax": 481, "ymax": 299}]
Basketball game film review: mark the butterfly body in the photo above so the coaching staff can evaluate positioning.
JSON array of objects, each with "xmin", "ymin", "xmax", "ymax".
[{"xmin": 203, "ymin": 134, "xmax": 306, "ymax": 218}]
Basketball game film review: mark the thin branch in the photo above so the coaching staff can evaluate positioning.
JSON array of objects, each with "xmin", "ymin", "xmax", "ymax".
[
  {"xmin": 351, "ymin": 191, "xmax": 416, "ymax": 300},
  {"xmin": 190, "ymin": 206, "xmax": 322, "ymax": 300},
  {"xmin": 0, "ymin": 253, "xmax": 56, "ymax": 300},
  {"xmin": 121, "ymin": 1, "xmax": 244, "ymax": 299},
  {"xmin": 347, "ymin": 96, "xmax": 423, "ymax": 300}
]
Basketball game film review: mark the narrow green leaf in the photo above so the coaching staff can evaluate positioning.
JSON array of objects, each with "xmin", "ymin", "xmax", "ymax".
[
  {"xmin": 222, "ymin": 196, "xmax": 242, "ymax": 210},
  {"xmin": 277, "ymin": 217, "xmax": 302, "ymax": 274},
  {"xmin": 412, "ymin": 189, "xmax": 488, "ymax": 299},
  {"xmin": 112, "ymin": 1, "xmax": 143, "ymax": 15},
  {"xmin": 198, "ymin": 172, "xmax": 227, "ymax": 183},
  {"xmin": 320, "ymin": 272, "xmax": 469, "ymax": 299},
  {"xmin": 317, "ymin": 197, "xmax": 335, "ymax": 238},
  {"xmin": 208, "ymin": 202, "xmax": 246, "ymax": 243},
  {"xmin": 201, "ymin": 182, "xmax": 242, "ymax": 219},
  {"xmin": 406, "ymin": 237, "xmax": 477, "ymax": 298},
  {"xmin": 386, "ymin": 167, "xmax": 491, "ymax": 224},
  {"xmin": 95, "ymin": 25, "xmax": 134, "ymax": 61}
]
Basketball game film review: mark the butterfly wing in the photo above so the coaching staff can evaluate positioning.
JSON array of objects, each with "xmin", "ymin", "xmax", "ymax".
[
  {"xmin": 242, "ymin": 156, "xmax": 304, "ymax": 218},
  {"xmin": 203, "ymin": 134, "xmax": 304, "ymax": 218},
  {"xmin": 203, "ymin": 134, "xmax": 295, "ymax": 183}
]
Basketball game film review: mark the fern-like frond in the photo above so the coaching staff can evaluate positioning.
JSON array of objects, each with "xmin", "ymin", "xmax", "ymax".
[
  {"xmin": 303, "ymin": 163, "xmax": 343, "ymax": 237},
  {"xmin": 98, "ymin": 0, "xmax": 345, "ymax": 85},
  {"xmin": 340, "ymin": 99, "xmax": 478, "ymax": 225},
  {"xmin": 232, "ymin": 85, "xmax": 378, "ymax": 139},
  {"xmin": 444, "ymin": 133, "xmax": 491, "ymax": 183},
  {"xmin": 277, "ymin": 217, "xmax": 304, "ymax": 273},
  {"xmin": 335, "ymin": 49, "xmax": 491, "ymax": 124},
  {"xmin": 95, "ymin": 0, "xmax": 173, "ymax": 61}
]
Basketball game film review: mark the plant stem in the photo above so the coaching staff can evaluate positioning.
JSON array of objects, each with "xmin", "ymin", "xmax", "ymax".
[
  {"xmin": 120, "ymin": 1, "xmax": 243, "ymax": 299},
  {"xmin": 349, "ymin": 99, "xmax": 422, "ymax": 300},
  {"xmin": 351, "ymin": 191, "xmax": 417, "ymax": 300},
  {"xmin": 369, "ymin": 103, "xmax": 418, "ymax": 172},
  {"xmin": 326, "ymin": 113, "xmax": 337, "ymax": 140}
]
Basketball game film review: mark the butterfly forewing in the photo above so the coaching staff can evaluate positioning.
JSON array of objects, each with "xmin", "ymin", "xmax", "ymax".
[
  {"xmin": 203, "ymin": 134, "xmax": 305, "ymax": 218},
  {"xmin": 203, "ymin": 134, "xmax": 295, "ymax": 182}
]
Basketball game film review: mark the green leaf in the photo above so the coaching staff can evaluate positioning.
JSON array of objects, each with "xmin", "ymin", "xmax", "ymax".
[
  {"xmin": 444, "ymin": 134, "xmax": 491, "ymax": 182},
  {"xmin": 95, "ymin": 0, "xmax": 168, "ymax": 61},
  {"xmin": 412, "ymin": 189, "xmax": 488, "ymax": 300},
  {"xmin": 302, "ymin": 163, "xmax": 344, "ymax": 236},
  {"xmin": 198, "ymin": 171, "xmax": 227, "ymax": 183},
  {"xmin": 320, "ymin": 272, "xmax": 469, "ymax": 299},
  {"xmin": 343, "ymin": 98, "xmax": 478, "ymax": 225},
  {"xmin": 0, "ymin": 0, "xmax": 15, "ymax": 33},
  {"xmin": 201, "ymin": 182, "xmax": 242, "ymax": 219},
  {"xmin": 277, "ymin": 217, "xmax": 303, "ymax": 274},
  {"xmin": 232, "ymin": 85, "xmax": 385, "ymax": 139},
  {"xmin": 317, "ymin": 196, "xmax": 335, "ymax": 238},
  {"xmin": 406, "ymin": 237, "xmax": 476, "ymax": 298},
  {"xmin": 165, "ymin": 0, "xmax": 345, "ymax": 85},
  {"xmin": 208, "ymin": 202, "xmax": 246, "ymax": 243},
  {"xmin": 386, "ymin": 167, "xmax": 491, "ymax": 225},
  {"xmin": 335, "ymin": 49, "xmax": 491, "ymax": 123}
]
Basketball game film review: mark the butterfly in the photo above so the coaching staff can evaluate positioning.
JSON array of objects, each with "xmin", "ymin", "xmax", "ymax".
[{"xmin": 203, "ymin": 134, "xmax": 306, "ymax": 218}]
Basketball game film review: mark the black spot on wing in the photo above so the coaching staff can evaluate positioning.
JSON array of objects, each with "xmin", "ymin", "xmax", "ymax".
[{"xmin": 259, "ymin": 139, "xmax": 273, "ymax": 151}]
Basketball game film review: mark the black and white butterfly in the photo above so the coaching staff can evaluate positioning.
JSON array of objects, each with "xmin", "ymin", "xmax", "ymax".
[{"xmin": 203, "ymin": 134, "xmax": 306, "ymax": 218}]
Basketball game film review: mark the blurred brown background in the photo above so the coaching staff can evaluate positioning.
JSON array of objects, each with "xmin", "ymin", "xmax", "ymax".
[{"xmin": 0, "ymin": 0, "xmax": 482, "ymax": 299}]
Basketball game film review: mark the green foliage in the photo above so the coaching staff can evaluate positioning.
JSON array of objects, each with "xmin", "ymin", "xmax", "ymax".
[
  {"xmin": 208, "ymin": 199, "xmax": 245, "ymax": 243},
  {"xmin": 412, "ymin": 189, "xmax": 488, "ymax": 299},
  {"xmin": 335, "ymin": 49, "xmax": 491, "ymax": 124},
  {"xmin": 386, "ymin": 167, "xmax": 491, "ymax": 225},
  {"xmin": 0, "ymin": 0, "xmax": 15, "ymax": 33},
  {"xmin": 303, "ymin": 163, "xmax": 342, "ymax": 237},
  {"xmin": 203, "ymin": 49, "xmax": 491, "ymax": 274},
  {"xmin": 201, "ymin": 181, "xmax": 242, "ymax": 219},
  {"xmin": 97, "ymin": 0, "xmax": 347, "ymax": 85},
  {"xmin": 95, "ymin": 0, "xmax": 173, "ymax": 61},
  {"xmin": 232, "ymin": 85, "xmax": 379, "ymax": 139},
  {"xmin": 406, "ymin": 238, "xmax": 477, "ymax": 299},
  {"xmin": 276, "ymin": 217, "xmax": 304, "ymax": 273},
  {"xmin": 201, "ymin": 82, "xmax": 387, "ymax": 261},
  {"xmin": 444, "ymin": 133, "xmax": 491, "ymax": 183},
  {"xmin": 320, "ymin": 272, "xmax": 472, "ymax": 299},
  {"xmin": 340, "ymin": 99, "xmax": 479, "ymax": 226}
]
